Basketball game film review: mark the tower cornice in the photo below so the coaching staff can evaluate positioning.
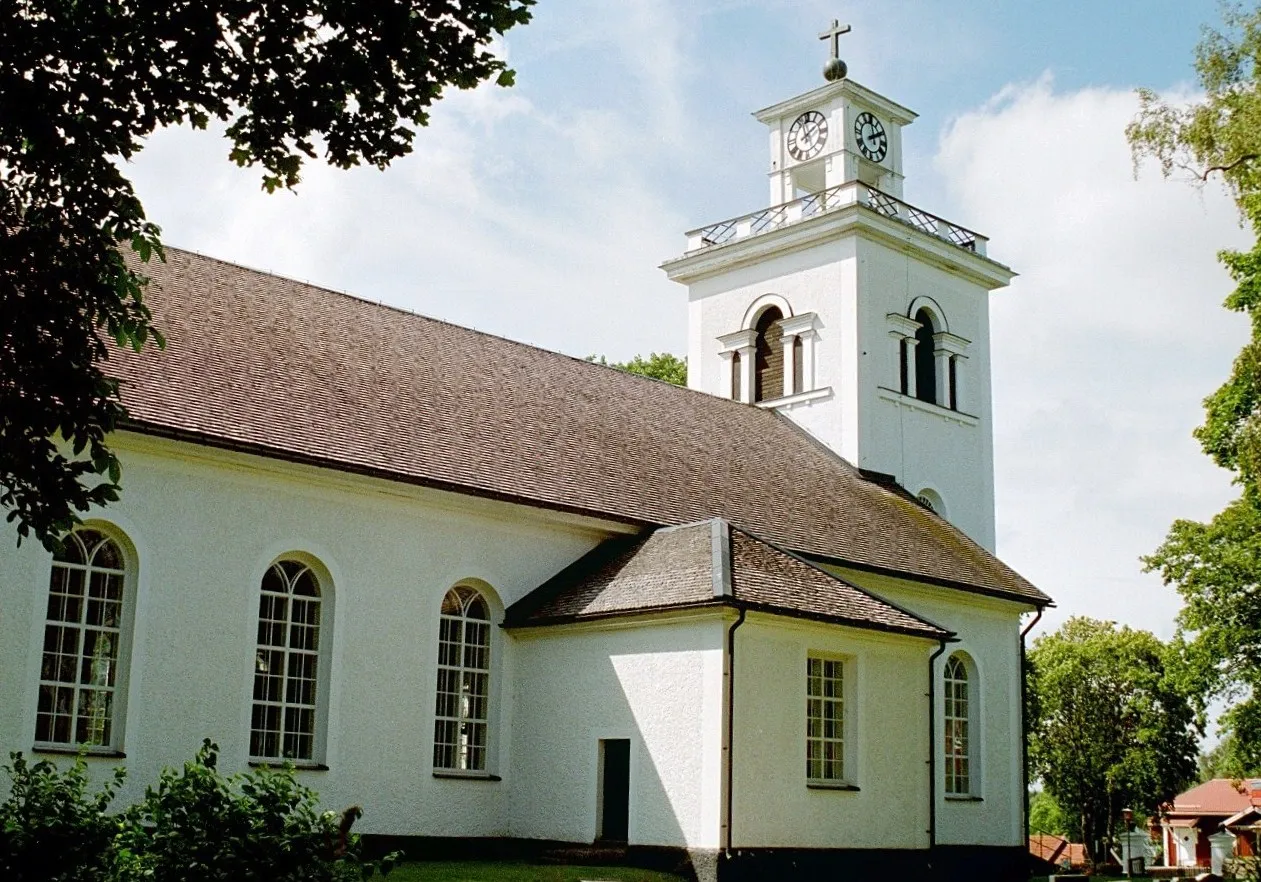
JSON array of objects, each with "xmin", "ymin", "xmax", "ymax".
[
  {"xmin": 754, "ymin": 79, "xmax": 917, "ymax": 126},
  {"xmin": 662, "ymin": 202, "xmax": 1015, "ymax": 289}
]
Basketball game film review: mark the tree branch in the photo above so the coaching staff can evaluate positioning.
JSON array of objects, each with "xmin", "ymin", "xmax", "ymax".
[{"xmin": 1202, "ymin": 154, "xmax": 1261, "ymax": 180}]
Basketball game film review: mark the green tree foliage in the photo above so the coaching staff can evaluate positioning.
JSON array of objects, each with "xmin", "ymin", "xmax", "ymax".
[
  {"xmin": 0, "ymin": 0, "xmax": 535, "ymax": 551},
  {"xmin": 0, "ymin": 742, "xmax": 391, "ymax": 882},
  {"xmin": 1028, "ymin": 789, "xmax": 1071, "ymax": 837},
  {"xmin": 1027, "ymin": 618, "xmax": 1201, "ymax": 864},
  {"xmin": 1199, "ymin": 731, "xmax": 1261, "ymax": 780},
  {"xmin": 586, "ymin": 352, "xmax": 688, "ymax": 386},
  {"xmin": 0, "ymin": 753, "xmax": 123, "ymax": 882},
  {"xmin": 1128, "ymin": 3, "xmax": 1261, "ymax": 763}
]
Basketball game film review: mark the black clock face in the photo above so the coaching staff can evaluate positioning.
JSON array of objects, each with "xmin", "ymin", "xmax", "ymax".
[
  {"xmin": 787, "ymin": 111, "xmax": 829, "ymax": 161},
  {"xmin": 854, "ymin": 111, "xmax": 888, "ymax": 163}
]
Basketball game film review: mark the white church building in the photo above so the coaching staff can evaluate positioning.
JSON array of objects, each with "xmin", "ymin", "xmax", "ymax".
[{"xmin": 0, "ymin": 31, "xmax": 1050, "ymax": 882}]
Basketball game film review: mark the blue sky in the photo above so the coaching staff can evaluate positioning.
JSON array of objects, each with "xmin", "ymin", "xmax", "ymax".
[{"xmin": 127, "ymin": 1, "xmax": 1250, "ymax": 657}]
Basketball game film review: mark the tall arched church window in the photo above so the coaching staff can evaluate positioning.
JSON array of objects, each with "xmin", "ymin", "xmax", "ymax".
[
  {"xmin": 754, "ymin": 306, "xmax": 785, "ymax": 402},
  {"xmin": 37, "ymin": 528, "xmax": 132, "ymax": 749},
  {"xmin": 252, "ymin": 559, "xmax": 325, "ymax": 762},
  {"xmin": 944, "ymin": 654, "xmax": 972, "ymax": 795},
  {"xmin": 434, "ymin": 585, "xmax": 492, "ymax": 772},
  {"xmin": 914, "ymin": 308, "xmax": 937, "ymax": 405}
]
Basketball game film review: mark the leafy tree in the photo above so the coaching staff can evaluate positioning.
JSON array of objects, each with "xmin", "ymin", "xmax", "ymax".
[
  {"xmin": 1028, "ymin": 789, "xmax": 1070, "ymax": 837},
  {"xmin": 1199, "ymin": 731, "xmax": 1261, "ymax": 781},
  {"xmin": 586, "ymin": 352, "xmax": 688, "ymax": 386},
  {"xmin": 1129, "ymin": 3, "xmax": 1261, "ymax": 764},
  {"xmin": 1, "ymin": 0, "xmax": 534, "ymax": 551},
  {"xmin": 1027, "ymin": 617, "xmax": 1201, "ymax": 865}
]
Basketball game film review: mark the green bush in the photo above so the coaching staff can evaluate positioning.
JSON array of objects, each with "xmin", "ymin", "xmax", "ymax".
[
  {"xmin": 0, "ymin": 753, "xmax": 123, "ymax": 882},
  {"xmin": 1, "ymin": 740, "xmax": 393, "ymax": 882}
]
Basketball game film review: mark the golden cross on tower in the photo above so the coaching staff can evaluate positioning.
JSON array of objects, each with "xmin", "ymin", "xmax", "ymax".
[{"xmin": 818, "ymin": 19, "xmax": 851, "ymax": 81}]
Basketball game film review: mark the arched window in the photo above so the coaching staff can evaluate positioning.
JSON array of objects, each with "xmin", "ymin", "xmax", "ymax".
[
  {"xmin": 434, "ymin": 586, "xmax": 492, "ymax": 772},
  {"xmin": 251, "ymin": 559, "xmax": 325, "ymax": 762},
  {"xmin": 792, "ymin": 335, "xmax": 805, "ymax": 395},
  {"xmin": 37, "ymin": 528, "xmax": 131, "ymax": 748},
  {"xmin": 917, "ymin": 489, "xmax": 945, "ymax": 517},
  {"xmin": 915, "ymin": 308, "xmax": 937, "ymax": 405},
  {"xmin": 753, "ymin": 306, "xmax": 785, "ymax": 402},
  {"xmin": 731, "ymin": 350, "xmax": 742, "ymax": 401},
  {"xmin": 944, "ymin": 654, "xmax": 972, "ymax": 795}
]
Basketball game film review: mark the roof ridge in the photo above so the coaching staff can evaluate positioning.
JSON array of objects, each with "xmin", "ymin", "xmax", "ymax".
[{"xmin": 726, "ymin": 522, "xmax": 953, "ymax": 638}]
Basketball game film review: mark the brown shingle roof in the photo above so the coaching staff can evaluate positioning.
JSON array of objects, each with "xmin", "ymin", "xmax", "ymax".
[
  {"xmin": 111, "ymin": 248, "xmax": 1049, "ymax": 606},
  {"xmin": 504, "ymin": 520, "xmax": 949, "ymax": 639}
]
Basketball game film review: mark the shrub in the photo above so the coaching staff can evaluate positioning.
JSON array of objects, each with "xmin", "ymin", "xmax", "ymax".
[
  {"xmin": 113, "ymin": 740, "xmax": 391, "ymax": 882},
  {"xmin": 0, "ymin": 752, "xmax": 124, "ymax": 882},
  {"xmin": 2, "ymin": 740, "xmax": 392, "ymax": 882}
]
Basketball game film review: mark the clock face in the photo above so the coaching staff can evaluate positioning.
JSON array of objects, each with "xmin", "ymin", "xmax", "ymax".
[
  {"xmin": 853, "ymin": 111, "xmax": 888, "ymax": 163},
  {"xmin": 786, "ymin": 111, "xmax": 829, "ymax": 162}
]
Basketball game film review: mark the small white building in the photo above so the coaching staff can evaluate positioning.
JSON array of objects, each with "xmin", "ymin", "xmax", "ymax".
[{"xmin": 0, "ymin": 31, "xmax": 1049, "ymax": 882}]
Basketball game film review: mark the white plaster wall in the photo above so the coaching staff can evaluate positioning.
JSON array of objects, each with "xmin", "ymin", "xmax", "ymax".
[
  {"xmin": 681, "ymin": 228, "xmax": 1001, "ymax": 550},
  {"xmin": 0, "ymin": 431, "xmax": 621, "ymax": 836},
  {"xmin": 829, "ymin": 568, "xmax": 1032, "ymax": 848},
  {"xmin": 730, "ymin": 614, "xmax": 933, "ymax": 849},
  {"xmin": 508, "ymin": 616, "xmax": 725, "ymax": 848},
  {"xmin": 686, "ymin": 238, "xmax": 858, "ymax": 459},
  {"xmin": 855, "ymin": 236, "xmax": 997, "ymax": 549}
]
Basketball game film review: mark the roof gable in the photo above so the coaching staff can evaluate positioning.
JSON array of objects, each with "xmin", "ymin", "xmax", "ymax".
[
  {"xmin": 111, "ymin": 248, "xmax": 1049, "ymax": 606},
  {"xmin": 504, "ymin": 519, "xmax": 950, "ymax": 639}
]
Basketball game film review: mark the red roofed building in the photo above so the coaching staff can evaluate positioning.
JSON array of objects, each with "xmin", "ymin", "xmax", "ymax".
[{"xmin": 1161, "ymin": 778, "xmax": 1261, "ymax": 869}]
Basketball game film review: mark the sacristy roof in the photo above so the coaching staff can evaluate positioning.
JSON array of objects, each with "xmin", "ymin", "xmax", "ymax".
[
  {"xmin": 504, "ymin": 519, "xmax": 951, "ymax": 640},
  {"xmin": 111, "ymin": 248, "xmax": 1050, "ymax": 607}
]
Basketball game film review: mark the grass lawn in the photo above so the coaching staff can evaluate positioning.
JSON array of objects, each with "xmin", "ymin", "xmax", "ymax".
[{"xmin": 388, "ymin": 861, "xmax": 685, "ymax": 882}]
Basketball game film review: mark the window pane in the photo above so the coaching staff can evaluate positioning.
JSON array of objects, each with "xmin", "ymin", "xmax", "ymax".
[
  {"xmin": 251, "ymin": 560, "xmax": 324, "ymax": 759},
  {"xmin": 39, "ymin": 535, "xmax": 127, "ymax": 748},
  {"xmin": 433, "ymin": 588, "xmax": 493, "ymax": 770}
]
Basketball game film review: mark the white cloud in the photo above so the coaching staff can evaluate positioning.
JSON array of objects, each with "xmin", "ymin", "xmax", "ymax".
[{"xmin": 934, "ymin": 75, "xmax": 1253, "ymax": 639}]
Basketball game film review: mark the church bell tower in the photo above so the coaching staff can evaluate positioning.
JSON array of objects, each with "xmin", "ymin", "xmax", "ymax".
[{"xmin": 661, "ymin": 23, "xmax": 1015, "ymax": 551}]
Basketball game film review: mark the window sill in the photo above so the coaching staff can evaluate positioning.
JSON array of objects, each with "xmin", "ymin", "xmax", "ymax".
[
  {"xmin": 754, "ymin": 386, "xmax": 833, "ymax": 409},
  {"xmin": 248, "ymin": 760, "xmax": 329, "ymax": 771},
  {"xmin": 944, "ymin": 795, "xmax": 983, "ymax": 802},
  {"xmin": 432, "ymin": 771, "xmax": 501, "ymax": 782},
  {"xmin": 806, "ymin": 781, "xmax": 860, "ymax": 792},
  {"xmin": 876, "ymin": 387, "xmax": 979, "ymax": 425},
  {"xmin": 32, "ymin": 744, "xmax": 125, "ymax": 758}
]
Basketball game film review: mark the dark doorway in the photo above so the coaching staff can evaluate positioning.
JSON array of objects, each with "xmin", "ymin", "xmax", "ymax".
[{"xmin": 598, "ymin": 738, "xmax": 630, "ymax": 842}]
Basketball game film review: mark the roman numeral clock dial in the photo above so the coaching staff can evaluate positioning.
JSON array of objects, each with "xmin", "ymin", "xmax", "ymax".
[
  {"xmin": 786, "ymin": 110, "xmax": 828, "ymax": 161},
  {"xmin": 854, "ymin": 111, "xmax": 888, "ymax": 163}
]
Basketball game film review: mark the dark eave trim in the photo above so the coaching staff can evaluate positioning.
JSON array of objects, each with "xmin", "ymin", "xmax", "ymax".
[
  {"xmin": 798, "ymin": 550, "xmax": 1053, "ymax": 610},
  {"xmin": 121, "ymin": 420, "xmax": 1050, "ymax": 608},
  {"xmin": 122, "ymin": 420, "xmax": 659, "ymax": 532},
  {"xmin": 503, "ymin": 597, "xmax": 951, "ymax": 642}
]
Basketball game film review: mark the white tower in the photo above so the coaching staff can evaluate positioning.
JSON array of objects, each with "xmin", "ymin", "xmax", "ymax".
[{"xmin": 661, "ymin": 25, "xmax": 1015, "ymax": 550}]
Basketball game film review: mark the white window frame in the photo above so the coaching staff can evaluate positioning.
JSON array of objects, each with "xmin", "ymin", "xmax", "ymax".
[
  {"xmin": 943, "ymin": 653, "xmax": 975, "ymax": 796},
  {"xmin": 805, "ymin": 653, "xmax": 852, "ymax": 786},
  {"xmin": 35, "ymin": 526, "xmax": 135, "ymax": 753},
  {"xmin": 250, "ymin": 558, "xmax": 330, "ymax": 765},
  {"xmin": 433, "ymin": 585, "xmax": 493, "ymax": 775}
]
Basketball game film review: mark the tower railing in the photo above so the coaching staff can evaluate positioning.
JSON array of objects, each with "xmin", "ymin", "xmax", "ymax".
[{"xmin": 685, "ymin": 182, "xmax": 988, "ymax": 257}]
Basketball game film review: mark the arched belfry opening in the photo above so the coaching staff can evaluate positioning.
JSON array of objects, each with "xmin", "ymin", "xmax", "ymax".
[
  {"xmin": 754, "ymin": 307, "xmax": 784, "ymax": 402},
  {"xmin": 914, "ymin": 308, "xmax": 937, "ymax": 405}
]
